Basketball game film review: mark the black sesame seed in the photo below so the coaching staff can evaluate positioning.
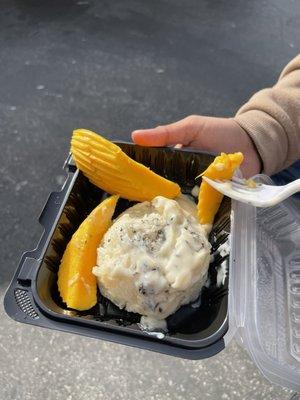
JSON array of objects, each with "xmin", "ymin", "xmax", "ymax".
[{"xmin": 138, "ymin": 285, "xmax": 147, "ymax": 295}]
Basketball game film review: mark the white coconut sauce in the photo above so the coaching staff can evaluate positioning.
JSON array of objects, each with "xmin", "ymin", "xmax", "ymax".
[{"xmin": 93, "ymin": 196, "xmax": 211, "ymax": 330}]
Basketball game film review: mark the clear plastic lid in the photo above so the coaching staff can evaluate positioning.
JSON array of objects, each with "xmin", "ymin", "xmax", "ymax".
[{"xmin": 226, "ymin": 175, "xmax": 300, "ymax": 391}]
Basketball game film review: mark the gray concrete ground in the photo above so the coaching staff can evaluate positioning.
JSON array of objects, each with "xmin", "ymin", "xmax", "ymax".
[
  {"xmin": 0, "ymin": 0, "xmax": 299, "ymax": 399},
  {"xmin": 0, "ymin": 295, "xmax": 293, "ymax": 400}
]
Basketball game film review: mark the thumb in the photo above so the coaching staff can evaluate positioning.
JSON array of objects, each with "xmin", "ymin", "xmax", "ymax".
[{"xmin": 131, "ymin": 116, "xmax": 200, "ymax": 147}]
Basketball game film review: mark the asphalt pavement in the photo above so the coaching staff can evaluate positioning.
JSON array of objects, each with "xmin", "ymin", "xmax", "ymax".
[{"xmin": 0, "ymin": 1, "xmax": 299, "ymax": 399}]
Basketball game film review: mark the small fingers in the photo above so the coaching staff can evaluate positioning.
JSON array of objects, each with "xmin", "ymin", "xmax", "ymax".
[
  {"xmin": 131, "ymin": 116, "xmax": 200, "ymax": 147},
  {"xmin": 131, "ymin": 126, "xmax": 169, "ymax": 146}
]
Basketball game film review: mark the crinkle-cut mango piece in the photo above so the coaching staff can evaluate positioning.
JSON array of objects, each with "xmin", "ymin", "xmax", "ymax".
[
  {"xmin": 197, "ymin": 152, "xmax": 244, "ymax": 225},
  {"xmin": 71, "ymin": 129, "xmax": 181, "ymax": 202},
  {"xmin": 57, "ymin": 195, "xmax": 119, "ymax": 311}
]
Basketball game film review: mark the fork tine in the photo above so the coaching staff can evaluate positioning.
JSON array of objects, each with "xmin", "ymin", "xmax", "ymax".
[
  {"xmin": 230, "ymin": 180, "xmax": 256, "ymax": 192},
  {"xmin": 202, "ymin": 176, "xmax": 258, "ymax": 202},
  {"xmin": 231, "ymin": 176, "xmax": 246, "ymax": 185},
  {"xmin": 205, "ymin": 176, "xmax": 260, "ymax": 193},
  {"xmin": 202, "ymin": 177, "xmax": 227, "ymax": 191},
  {"xmin": 203, "ymin": 176, "xmax": 300, "ymax": 207}
]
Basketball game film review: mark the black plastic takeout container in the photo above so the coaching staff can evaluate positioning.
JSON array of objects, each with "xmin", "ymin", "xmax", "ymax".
[{"xmin": 4, "ymin": 143, "xmax": 231, "ymax": 359}]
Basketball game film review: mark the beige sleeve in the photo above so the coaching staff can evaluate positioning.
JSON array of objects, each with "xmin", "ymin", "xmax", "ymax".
[{"xmin": 234, "ymin": 55, "xmax": 300, "ymax": 175}]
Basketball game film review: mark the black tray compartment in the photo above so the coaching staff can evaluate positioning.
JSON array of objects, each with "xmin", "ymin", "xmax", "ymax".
[{"xmin": 4, "ymin": 144, "xmax": 230, "ymax": 359}]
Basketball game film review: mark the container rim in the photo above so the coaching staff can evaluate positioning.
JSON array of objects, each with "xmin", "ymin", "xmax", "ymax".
[{"xmin": 4, "ymin": 143, "xmax": 229, "ymax": 358}]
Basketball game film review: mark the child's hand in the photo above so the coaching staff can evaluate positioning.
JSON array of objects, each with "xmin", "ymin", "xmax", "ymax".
[{"xmin": 132, "ymin": 115, "xmax": 261, "ymax": 178}]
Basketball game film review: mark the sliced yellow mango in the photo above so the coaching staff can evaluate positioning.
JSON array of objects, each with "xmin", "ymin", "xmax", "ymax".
[
  {"xmin": 198, "ymin": 152, "xmax": 244, "ymax": 225},
  {"xmin": 71, "ymin": 129, "xmax": 181, "ymax": 202},
  {"xmin": 57, "ymin": 195, "xmax": 119, "ymax": 311}
]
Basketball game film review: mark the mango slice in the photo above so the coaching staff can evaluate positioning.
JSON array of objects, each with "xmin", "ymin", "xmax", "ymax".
[
  {"xmin": 57, "ymin": 195, "xmax": 119, "ymax": 310},
  {"xmin": 197, "ymin": 152, "xmax": 244, "ymax": 225},
  {"xmin": 71, "ymin": 129, "xmax": 181, "ymax": 202}
]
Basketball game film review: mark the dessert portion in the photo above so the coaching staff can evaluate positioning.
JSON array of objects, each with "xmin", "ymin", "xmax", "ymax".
[
  {"xmin": 57, "ymin": 195, "xmax": 119, "ymax": 310},
  {"xmin": 197, "ymin": 152, "xmax": 244, "ymax": 224},
  {"xmin": 93, "ymin": 196, "xmax": 210, "ymax": 329},
  {"xmin": 71, "ymin": 129, "xmax": 180, "ymax": 202},
  {"xmin": 57, "ymin": 129, "xmax": 244, "ymax": 328}
]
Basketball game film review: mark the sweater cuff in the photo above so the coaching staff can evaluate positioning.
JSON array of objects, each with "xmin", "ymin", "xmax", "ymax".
[{"xmin": 234, "ymin": 110, "xmax": 288, "ymax": 176}]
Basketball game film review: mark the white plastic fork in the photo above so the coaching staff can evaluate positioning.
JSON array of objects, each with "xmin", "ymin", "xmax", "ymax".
[{"xmin": 202, "ymin": 176, "xmax": 300, "ymax": 207}]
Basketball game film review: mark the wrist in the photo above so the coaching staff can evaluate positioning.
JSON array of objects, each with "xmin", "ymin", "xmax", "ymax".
[{"xmin": 229, "ymin": 118, "xmax": 262, "ymax": 177}]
